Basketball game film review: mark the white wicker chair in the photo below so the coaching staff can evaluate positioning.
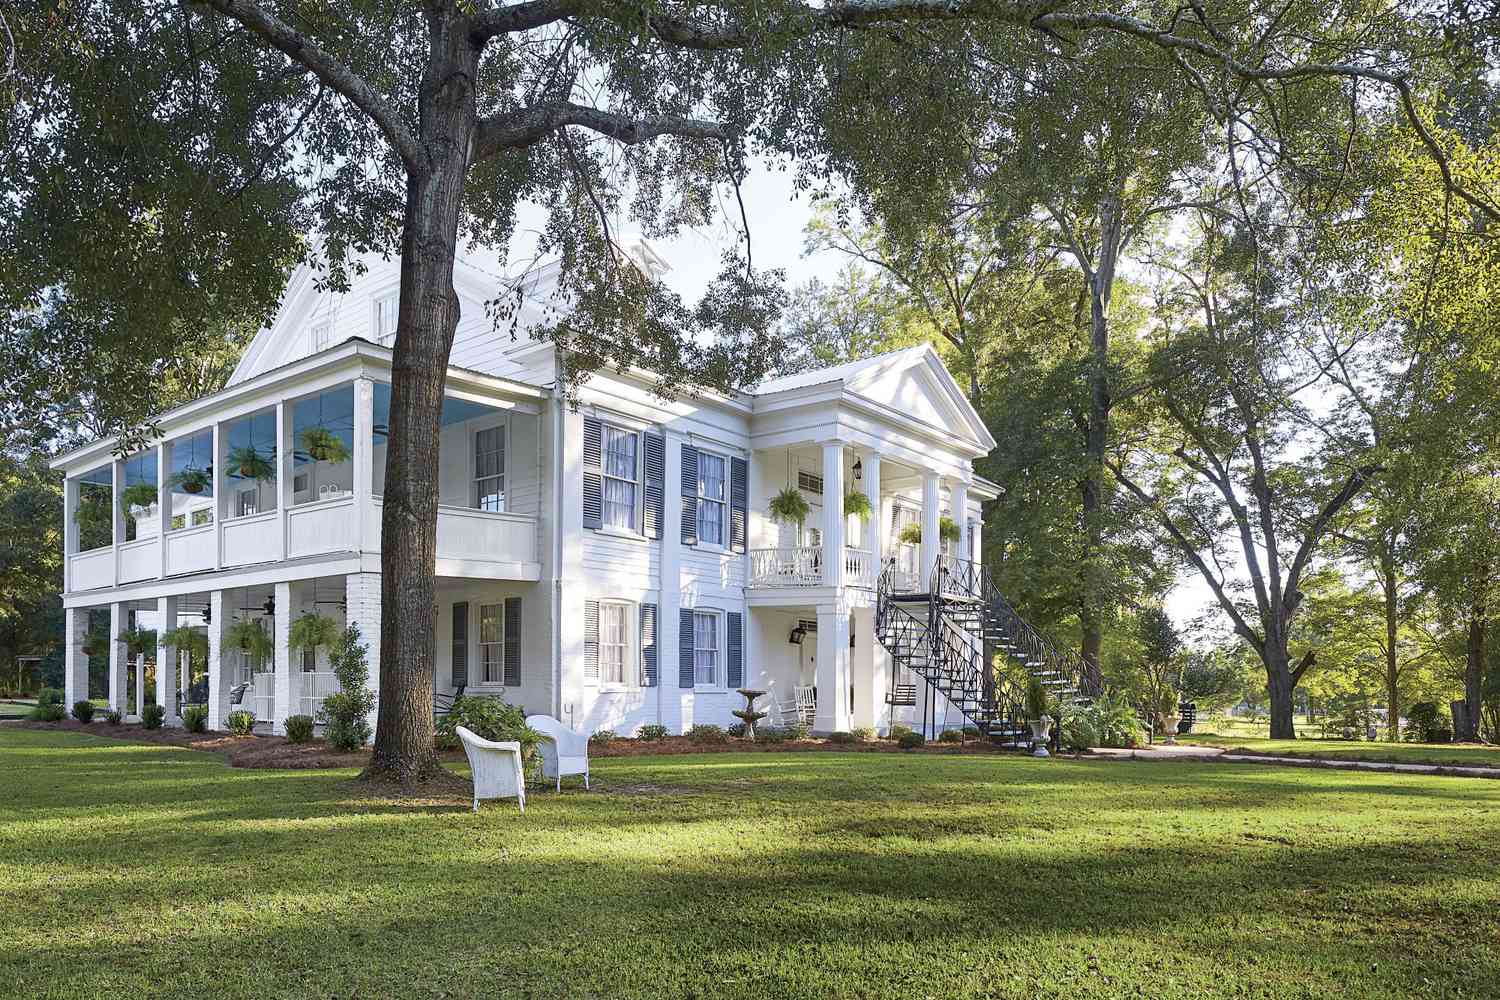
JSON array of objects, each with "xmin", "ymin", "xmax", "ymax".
[
  {"xmin": 455, "ymin": 725, "xmax": 526, "ymax": 813},
  {"xmin": 525, "ymin": 714, "xmax": 591, "ymax": 792}
]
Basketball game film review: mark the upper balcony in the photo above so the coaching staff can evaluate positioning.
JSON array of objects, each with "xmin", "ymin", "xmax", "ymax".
[{"xmin": 54, "ymin": 341, "xmax": 545, "ymax": 597}]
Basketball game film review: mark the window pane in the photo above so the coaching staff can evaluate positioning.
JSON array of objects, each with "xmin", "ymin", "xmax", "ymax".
[
  {"xmin": 603, "ymin": 428, "xmax": 637, "ymax": 480},
  {"xmin": 603, "ymin": 478, "xmax": 636, "ymax": 529},
  {"xmin": 479, "ymin": 604, "xmax": 503, "ymax": 683},
  {"xmin": 693, "ymin": 612, "xmax": 718, "ymax": 686},
  {"xmin": 698, "ymin": 500, "xmax": 724, "ymax": 545}
]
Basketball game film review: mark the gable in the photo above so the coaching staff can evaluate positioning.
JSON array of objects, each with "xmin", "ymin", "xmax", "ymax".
[{"xmin": 845, "ymin": 347, "xmax": 995, "ymax": 452}]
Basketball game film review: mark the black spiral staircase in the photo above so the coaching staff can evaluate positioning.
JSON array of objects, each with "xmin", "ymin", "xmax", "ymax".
[{"xmin": 875, "ymin": 556, "xmax": 1104, "ymax": 749}]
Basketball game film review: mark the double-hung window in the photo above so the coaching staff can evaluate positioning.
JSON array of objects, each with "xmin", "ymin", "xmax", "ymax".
[
  {"xmin": 479, "ymin": 603, "xmax": 504, "ymax": 683},
  {"xmin": 602, "ymin": 426, "xmax": 639, "ymax": 530},
  {"xmin": 373, "ymin": 292, "xmax": 398, "ymax": 345},
  {"xmin": 475, "ymin": 426, "xmax": 505, "ymax": 512},
  {"xmin": 600, "ymin": 602, "xmax": 631, "ymax": 685},
  {"xmin": 693, "ymin": 610, "xmax": 720, "ymax": 686},
  {"xmin": 697, "ymin": 452, "xmax": 726, "ymax": 546}
]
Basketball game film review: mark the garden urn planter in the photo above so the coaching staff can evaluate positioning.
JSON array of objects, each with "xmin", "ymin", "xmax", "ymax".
[
  {"xmin": 1029, "ymin": 719, "xmax": 1051, "ymax": 758},
  {"xmin": 1161, "ymin": 714, "xmax": 1181, "ymax": 746}
]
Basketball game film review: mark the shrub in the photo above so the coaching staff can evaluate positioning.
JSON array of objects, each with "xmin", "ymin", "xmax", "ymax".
[
  {"xmin": 71, "ymin": 700, "xmax": 96, "ymax": 723},
  {"xmin": 1404, "ymin": 702, "xmax": 1451, "ymax": 743},
  {"xmin": 637, "ymin": 724, "xmax": 669, "ymax": 741},
  {"xmin": 1060, "ymin": 691, "xmax": 1141, "ymax": 750},
  {"xmin": 689, "ymin": 723, "xmax": 726, "ymax": 743},
  {"xmin": 435, "ymin": 695, "xmax": 541, "ymax": 774},
  {"xmin": 105, "ymin": 711, "xmax": 123, "ymax": 726},
  {"xmin": 850, "ymin": 726, "xmax": 876, "ymax": 742},
  {"xmin": 141, "ymin": 704, "xmax": 165, "ymax": 729},
  {"xmin": 38, "ymin": 687, "xmax": 65, "ymax": 706},
  {"xmin": 591, "ymin": 729, "xmax": 617, "ymax": 745},
  {"xmin": 827, "ymin": 730, "xmax": 855, "ymax": 744},
  {"xmin": 30, "ymin": 702, "xmax": 66, "ymax": 722},
  {"xmin": 962, "ymin": 725, "xmax": 981, "ymax": 738},
  {"xmin": 756, "ymin": 726, "xmax": 789, "ymax": 744},
  {"xmin": 888, "ymin": 723, "xmax": 914, "ymax": 740},
  {"xmin": 284, "ymin": 714, "xmax": 315, "ymax": 743},
  {"xmin": 726, "ymin": 721, "xmax": 747, "ymax": 738},
  {"xmin": 226, "ymin": 710, "xmax": 255, "ymax": 736},
  {"xmin": 181, "ymin": 705, "xmax": 208, "ymax": 733},
  {"xmin": 318, "ymin": 624, "xmax": 377, "ymax": 751},
  {"xmin": 897, "ymin": 730, "xmax": 926, "ymax": 750},
  {"xmin": 783, "ymin": 722, "xmax": 810, "ymax": 740},
  {"xmin": 938, "ymin": 729, "xmax": 963, "ymax": 743}
]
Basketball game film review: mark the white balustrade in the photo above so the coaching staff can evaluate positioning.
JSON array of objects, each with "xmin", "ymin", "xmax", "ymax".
[
  {"xmin": 748, "ymin": 545, "xmax": 824, "ymax": 587},
  {"xmin": 843, "ymin": 547, "xmax": 874, "ymax": 589},
  {"xmin": 252, "ymin": 671, "xmax": 276, "ymax": 722},
  {"xmin": 298, "ymin": 671, "xmax": 340, "ymax": 720}
]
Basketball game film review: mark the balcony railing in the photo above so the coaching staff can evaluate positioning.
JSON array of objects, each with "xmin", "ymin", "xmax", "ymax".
[{"xmin": 748, "ymin": 546, "xmax": 874, "ymax": 588}]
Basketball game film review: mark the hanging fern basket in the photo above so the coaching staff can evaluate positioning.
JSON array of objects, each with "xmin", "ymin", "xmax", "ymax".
[
  {"xmin": 172, "ymin": 468, "xmax": 211, "ymax": 494},
  {"xmin": 288, "ymin": 612, "xmax": 340, "ymax": 652},
  {"xmin": 300, "ymin": 427, "xmax": 350, "ymax": 464},
  {"xmin": 843, "ymin": 491, "xmax": 874, "ymax": 521},
  {"xmin": 768, "ymin": 486, "xmax": 811, "ymax": 527},
  {"xmin": 229, "ymin": 446, "xmax": 275, "ymax": 482}
]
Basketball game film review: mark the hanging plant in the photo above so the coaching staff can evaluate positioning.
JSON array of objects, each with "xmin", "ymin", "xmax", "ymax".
[
  {"xmin": 897, "ymin": 522, "xmax": 923, "ymax": 546},
  {"xmin": 940, "ymin": 516, "xmax": 962, "ymax": 543},
  {"xmin": 843, "ymin": 491, "xmax": 874, "ymax": 521},
  {"xmin": 160, "ymin": 625, "xmax": 208, "ymax": 660},
  {"xmin": 300, "ymin": 427, "xmax": 350, "ymax": 463},
  {"xmin": 171, "ymin": 467, "xmax": 212, "ymax": 494},
  {"xmin": 117, "ymin": 625, "xmax": 158, "ymax": 657},
  {"xmin": 225, "ymin": 619, "xmax": 274, "ymax": 662},
  {"xmin": 228, "ymin": 446, "xmax": 275, "ymax": 482},
  {"xmin": 289, "ymin": 612, "xmax": 340, "ymax": 652},
  {"xmin": 119, "ymin": 482, "xmax": 159, "ymax": 513},
  {"xmin": 768, "ymin": 486, "xmax": 811, "ymax": 526},
  {"xmin": 80, "ymin": 629, "xmax": 110, "ymax": 658}
]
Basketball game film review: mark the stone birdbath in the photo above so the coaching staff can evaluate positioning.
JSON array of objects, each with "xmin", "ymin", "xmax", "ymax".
[{"xmin": 733, "ymin": 689, "xmax": 768, "ymax": 742}]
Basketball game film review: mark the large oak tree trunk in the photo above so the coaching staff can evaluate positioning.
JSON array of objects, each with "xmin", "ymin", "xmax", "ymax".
[
  {"xmin": 1079, "ymin": 192, "xmax": 1121, "ymax": 674},
  {"xmin": 1266, "ymin": 647, "xmax": 1297, "ymax": 739},
  {"xmin": 366, "ymin": 17, "xmax": 478, "ymax": 783},
  {"xmin": 1383, "ymin": 555, "xmax": 1400, "ymax": 742}
]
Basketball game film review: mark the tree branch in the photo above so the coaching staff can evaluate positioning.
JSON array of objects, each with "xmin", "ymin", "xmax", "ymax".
[
  {"xmin": 193, "ymin": 0, "xmax": 423, "ymax": 170},
  {"xmin": 1281, "ymin": 464, "xmax": 1382, "ymax": 612},
  {"xmin": 472, "ymin": 101, "xmax": 729, "ymax": 160},
  {"xmin": 469, "ymin": 0, "xmax": 579, "ymax": 40}
]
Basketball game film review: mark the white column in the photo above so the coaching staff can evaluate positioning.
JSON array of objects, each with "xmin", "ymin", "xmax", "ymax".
[
  {"xmin": 158, "ymin": 440, "xmax": 172, "ymax": 577},
  {"xmin": 863, "ymin": 452, "xmax": 882, "ymax": 574},
  {"xmin": 63, "ymin": 477, "xmax": 77, "ymax": 593},
  {"xmin": 272, "ymin": 581, "xmax": 293, "ymax": 733},
  {"xmin": 346, "ymin": 572, "xmax": 382, "ymax": 739},
  {"xmin": 156, "ymin": 596, "xmax": 179, "ymax": 725},
  {"xmin": 951, "ymin": 479, "xmax": 970, "ymax": 564},
  {"xmin": 276, "ymin": 399, "xmax": 290, "ymax": 560},
  {"xmin": 850, "ymin": 605, "xmax": 882, "ymax": 730},
  {"xmin": 813, "ymin": 606, "xmax": 852, "ymax": 733},
  {"xmin": 109, "ymin": 603, "xmax": 126, "ymax": 714},
  {"xmin": 353, "ymin": 378, "xmax": 374, "ymax": 554},
  {"xmin": 211, "ymin": 423, "xmax": 223, "ymax": 571},
  {"xmin": 921, "ymin": 471, "xmax": 942, "ymax": 590},
  {"xmin": 660, "ymin": 429, "xmax": 685, "ymax": 733},
  {"xmin": 822, "ymin": 442, "xmax": 846, "ymax": 589},
  {"xmin": 111, "ymin": 459, "xmax": 124, "ymax": 585},
  {"xmin": 206, "ymin": 590, "xmax": 226, "ymax": 730},
  {"xmin": 64, "ymin": 607, "xmax": 88, "ymax": 708}
]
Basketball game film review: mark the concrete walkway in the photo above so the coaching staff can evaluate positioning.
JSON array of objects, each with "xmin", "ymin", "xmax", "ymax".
[{"xmin": 1086, "ymin": 743, "xmax": 1500, "ymax": 779}]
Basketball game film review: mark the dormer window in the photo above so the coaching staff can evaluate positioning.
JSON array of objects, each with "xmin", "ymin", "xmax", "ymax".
[
  {"xmin": 373, "ymin": 292, "xmax": 398, "ymax": 345},
  {"xmin": 308, "ymin": 320, "xmax": 331, "ymax": 353}
]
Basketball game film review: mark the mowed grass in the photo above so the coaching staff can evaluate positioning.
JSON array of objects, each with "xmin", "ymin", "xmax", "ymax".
[
  {"xmin": 1192, "ymin": 734, "xmax": 1500, "ymax": 768},
  {"xmin": 3, "ymin": 729, "xmax": 1499, "ymax": 999},
  {"xmin": 0, "ymin": 700, "xmax": 36, "ymax": 719}
]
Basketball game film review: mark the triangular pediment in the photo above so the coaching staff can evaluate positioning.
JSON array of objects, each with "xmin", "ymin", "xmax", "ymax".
[{"xmin": 844, "ymin": 346, "xmax": 995, "ymax": 452}]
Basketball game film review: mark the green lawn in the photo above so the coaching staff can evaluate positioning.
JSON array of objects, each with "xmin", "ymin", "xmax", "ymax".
[
  {"xmin": 1190, "ymin": 734, "xmax": 1500, "ymax": 768},
  {"xmin": 0, "ymin": 699, "xmax": 37, "ymax": 719},
  {"xmin": 4, "ymin": 728, "xmax": 1499, "ymax": 999}
]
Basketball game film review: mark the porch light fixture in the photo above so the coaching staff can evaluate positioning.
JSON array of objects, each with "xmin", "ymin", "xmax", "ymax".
[
  {"xmin": 852, "ymin": 458, "xmax": 862, "ymax": 482},
  {"xmin": 789, "ymin": 626, "xmax": 807, "ymax": 645}
]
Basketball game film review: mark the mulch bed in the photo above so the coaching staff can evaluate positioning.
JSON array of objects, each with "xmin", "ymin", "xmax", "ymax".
[{"xmin": 7, "ymin": 719, "xmax": 1025, "ymax": 768}]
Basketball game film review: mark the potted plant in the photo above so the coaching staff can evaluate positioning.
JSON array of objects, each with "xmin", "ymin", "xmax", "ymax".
[
  {"xmin": 288, "ymin": 612, "xmax": 340, "ymax": 654},
  {"xmin": 117, "ymin": 625, "xmax": 157, "ymax": 658},
  {"xmin": 939, "ymin": 516, "xmax": 961, "ymax": 543},
  {"xmin": 843, "ymin": 491, "xmax": 873, "ymax": 521},
  {"xmin": 160, "ymin": 625, "xmax": 209, "ymax": 661},
  {"xmin": 225, "ymin": 618, "xmax": 274, "ymax": 663},
  {"xmin": 229, "ymin": 445, "xmax": 275, "ymax": 481},
  {"xmin": 897, "ymin": 522, "xmax": 923, "ymax": 546},
  {"xmin": 120, "ymin": 482, "xmax": 159, "ymax": 513},
  {"xmin": 768, "ymin": 486, "xmax": 810, "ymax": 527},
  {"xmin": 300, "ymin": 427, "xmax": 349, "ymax": 464},
  {"xmin": 1025, "ymin": 674, "xmax": 1056, "ymax": 758},
  {"xmin": 1157, "ymin": 688, "xmax": 1182, "ymax": 746},
  {"xmin": 171, "ymin": 467, "xmax": 212, "ymax": 494}
]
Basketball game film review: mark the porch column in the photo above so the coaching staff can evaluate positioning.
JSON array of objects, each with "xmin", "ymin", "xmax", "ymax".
[
  {"xmin": 862, "ymin": 451, "xmax": 882, "ymax": 573},
  {"xmin": 157, "ymin": 439, "xmax": 171, "ymax": 577},
  {"xmin": 921, "ymin": 471, "xmax": 942, "ymax": 590},
  {"xmin": 63, "ymin": 476, "xmax": 77, "ymax": 592},
  {"xmin": 275, "ymin": 399, "xmax": 290, "ymax": 560},
  {"xmin": 272, "ymin": 581, "xmax": 292, "ymax": 734},
  {"xmin": 851, "ymin": 605, "xmax": 882, "ymax": 730},
  {"xmin": 156, "ymin": 596, "xmax": 180, "ymax": 725},
  {"xmin": 64, "ymin": 607, "xmax": 88, "ymax": 708},
  {"xmin": 346, "ymin": 572, "xmax": 381, "ymax": 739},
  {"xmin": 822, "ymin": 442, "xmax": 845, "ymax": 589},
  {"xmin": 813, "ymin": 605, "xmax": 852, "ymax": 733},
  {"xmin": 111, "ymin": 458, "xmax": 125, "ymax": 586},
  {"xmin": 659, "ymin": 428, "xmax": 686, "ymax": 733},
  {"xmin": 951, "ymin": 479, "xmax": 970, "ymax": 563},
  {"xmin": 206, "ymin": 590, "xmax": 226, "ymax": 731},
  {"xmin": 109, "ymin": 602, "xmax": 126, "ymax": 714},
  {"xmin": 353, "ymin": 378, "xmax": 374, "ymax": 554},
  {"xmin": 134, "ymin": 643, "xmax": 146, "ymax": 720}
]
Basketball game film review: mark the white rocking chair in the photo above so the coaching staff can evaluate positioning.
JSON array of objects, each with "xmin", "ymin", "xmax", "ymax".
[
  {"xmin": 525, "ymin": 714, "xmax": 591, "ymax": 792},
  {"xmin": 795, "ymin": 685, "xmax": 817, "ymax": 726},
  {"xmin": 455, "ymin": 725, "xmax": 526, "ymax": 813}
]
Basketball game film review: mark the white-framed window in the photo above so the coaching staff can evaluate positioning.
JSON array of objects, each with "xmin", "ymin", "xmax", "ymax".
[
  {"xmin": 309, "ymin": 320, "xmax": 331, "ymax": 353},
  {"xmin": 474, "ymin": 426, "xmax": 505, "ymax": 512},
  {"xmin": 602, "ymin": 424, "xmax": 639, "ymax": 530},
  {"xmin": 479, "ymin": 603, "xmax": 504, "ymax": 683},
  {"xmin": 236, "ymin": 487, "xmax": 259, "ymax": 518},
  {"xmin": 693, "ymin": 610, "xmax": 721, "ymax": 687},
  {"xmin": 599, "ymin": 601, "xmax": 633, "ymax": 685},
  {"xmin": 373, "ymin": 292, "xmax": 398, "ymax": 345},
  {"xmin": 697, "ymin": 451, "xmax": 726, "ymax": 546},
  {"xmin": 190, "ymin": 508, "xmax": 213, "ymax": 527}
]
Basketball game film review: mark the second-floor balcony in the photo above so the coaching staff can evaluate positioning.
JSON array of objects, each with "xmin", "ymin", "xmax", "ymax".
[{"xmin": 748, "ymin": 545, "xmax": 878, "ymax": 589}]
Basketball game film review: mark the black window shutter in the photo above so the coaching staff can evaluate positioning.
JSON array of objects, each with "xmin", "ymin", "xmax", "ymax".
[
  {"xmin": 582, "ymin": 416, "xmax": 603, "ymax": 529},
  {"xmin": 641, "ymin": 602, "xmax": 658, "ymax": 687},
  {"xmin": 643, "ymin": 432, "xmax": 665, "ymax": 539},
  {"xmin": 451, "ymin": 602, "xmax": 469, "ymax": 687},
  {"xmin": 504, "ymin": 597, "xmax": 522, "ymax": 686},
  {"xmin": 680, "ymin": 443, "xmax": 699, "ymax": 545},
  {"xmin": 727, "ymin": 612, "xmax": 743, "ymax": 689},
  {"xmin": 729, "ymin": 456, "xmax": 747, "ymax": 553},
  {"xmin": 584, "ymin": 599, "xmax": 599, "ymax": 681},
  {"xmin": 678, "ymin": 608, "xmax": 695, "ymax": 688}
]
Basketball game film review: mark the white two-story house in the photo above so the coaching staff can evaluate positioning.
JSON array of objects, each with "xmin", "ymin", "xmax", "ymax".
[{"xmin": 51, "ymin": 247, "xmax": 999, "ymax": 737}]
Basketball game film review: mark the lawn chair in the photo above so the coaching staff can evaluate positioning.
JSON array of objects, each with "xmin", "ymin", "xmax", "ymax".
[
  {"xmin": 795, "ymin": 685, "xmax": 817, "ymax": 726},
  {"xmin": 455, "ymin": 725, "xmax": 526, "ymax": 813},
  {"xmin": 434, "ymin": 683, "xmax": 465, "ymax": 722},
  {"xmin": 525, "ymin": 714, "xmax": 591, "ymax": 792}
]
